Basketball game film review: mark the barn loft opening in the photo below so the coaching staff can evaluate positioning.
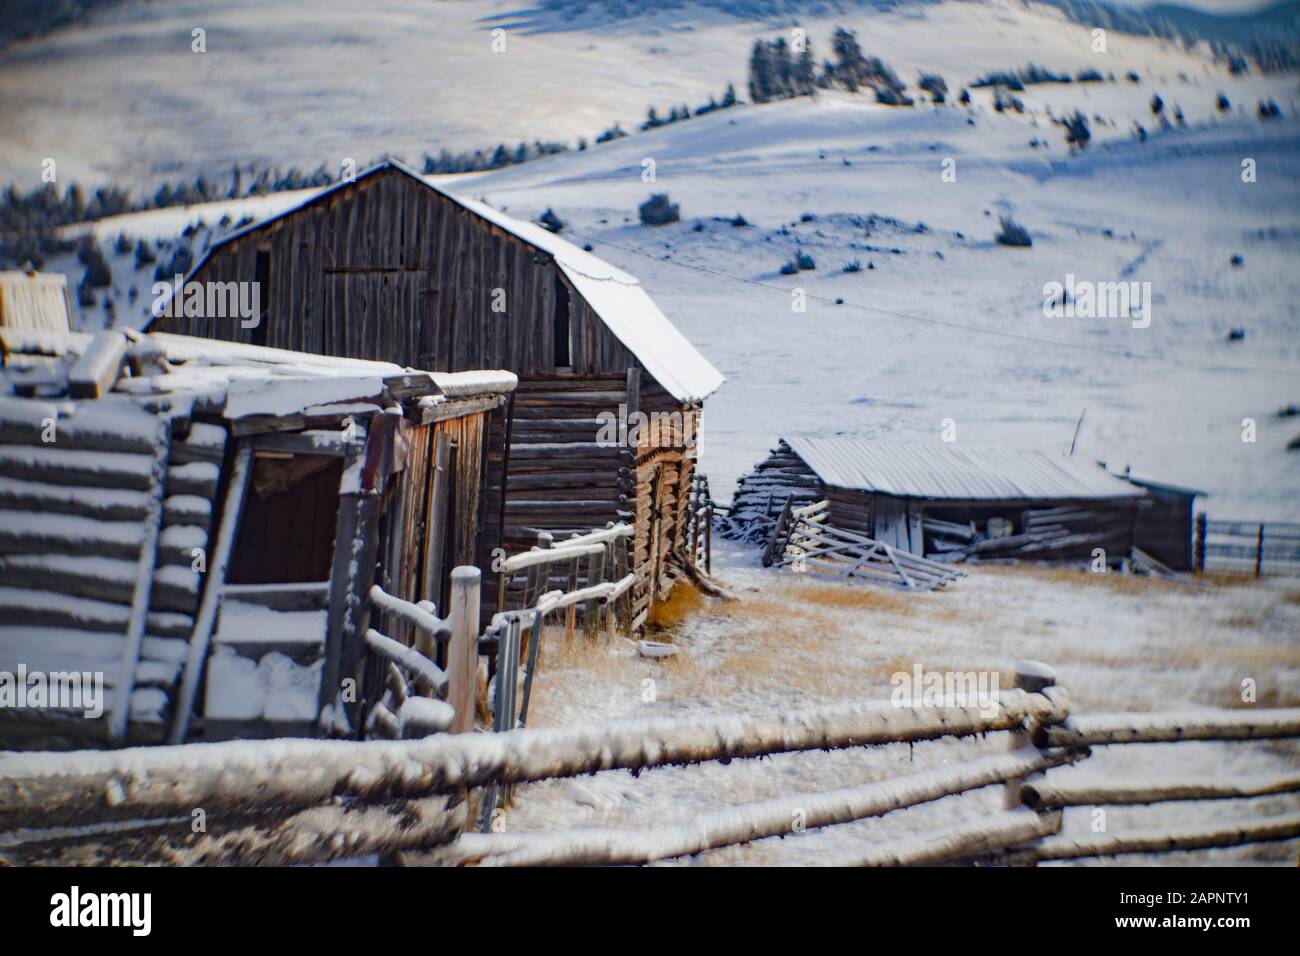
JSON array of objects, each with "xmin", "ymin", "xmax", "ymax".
[{"xmin": 552, "ymin": 274, "xmax": 571, "ymax": 368}]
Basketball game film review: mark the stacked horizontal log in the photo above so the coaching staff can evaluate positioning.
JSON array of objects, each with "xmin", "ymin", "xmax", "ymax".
[
  {"xmin": 484, "ymin": 376, "xmax": 632, "ymax": 612},
  {"xmin": 925, "ymin": 501, "xmax": 1139, "ymax": 565},
  {"xmin": 0, "ymin": 395, "xmax": 221, "ymax": 747},
  {"xmin": 719, "ymin": 440, "xmax": 821, "ymax": 543}
]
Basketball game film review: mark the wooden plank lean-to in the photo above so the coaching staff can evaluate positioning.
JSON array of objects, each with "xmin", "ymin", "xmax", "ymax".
[
  {"xmin": 168, "ymin": 442, "xmax": 253, "ymax": 745},
  {"xmin": 109, "ymin": 420, "xmax": 172, "ymax": 744}
]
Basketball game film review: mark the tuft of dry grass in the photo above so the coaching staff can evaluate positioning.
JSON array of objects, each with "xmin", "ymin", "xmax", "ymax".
[
  {"xmin": 647, "ymin": 582, "xmax": 705, "ymax": 632},
  {"xmin": 783, "ymin": 580, "xmax": 912, "ymax": 614}
]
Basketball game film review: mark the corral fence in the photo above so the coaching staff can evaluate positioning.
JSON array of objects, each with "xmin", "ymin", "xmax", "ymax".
[
  {"xmin": 2, "ymin": 657, "xmax": 1296, "ymax": 866},
  {"xmin": 1195, "ymin": 514, "xmax": 1300, "ymax": 577},
  {"xmin": 478, "ymin": 522, "xmax": 636, "ymax": 826},
  {"xmin": 685, "ymin": 472, "xmax": 714, "ymax": 575},
  {"xmin": 763, "ymin": 497, "xmax": 964, "ymax": 591}
]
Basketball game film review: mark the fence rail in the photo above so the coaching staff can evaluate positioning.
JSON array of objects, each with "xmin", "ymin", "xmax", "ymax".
[
  {"xmin": 1195, "ymin": 514, "xmax": 1300, "ymax": 576},
  {"xmin": 763, "ymin": 497, "xmax": 965, "ymax": 592},
  {"xmin": 3, "ymin": 653, "xmax": 1297, "ymax": 867}
]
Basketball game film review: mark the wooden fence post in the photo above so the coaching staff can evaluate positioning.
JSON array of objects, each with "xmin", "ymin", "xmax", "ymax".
[
  {"xmin": 447, "ymin": 566, "xmax": 480, "ymax": 734},
  {"xmin": 1003, "ymin": 660, "xmax": 1062, "ymax": 865},
  {"xmin": 705, "ymin": 502, "xmax": 713, "ymax": 575},
  {"xmin": 585, "ymin": 544, "xmax": 606, "ymax": 639},
  {"xmin": 1194, "ymin": 512, "xmax": 1207, "ymax": 573},
  {"xmin": 1256, "ymin": 523, "xmax": 1265, "ymax": 578}
]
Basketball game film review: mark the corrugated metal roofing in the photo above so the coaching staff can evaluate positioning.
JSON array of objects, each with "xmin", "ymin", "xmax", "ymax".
[
  {"xmin": 169, "ymin": 161, "xmax": 724, "ymax": 404},
  {"xmin": 785, "ymin": 437, "xmax": 1147, "ymax": 502}
]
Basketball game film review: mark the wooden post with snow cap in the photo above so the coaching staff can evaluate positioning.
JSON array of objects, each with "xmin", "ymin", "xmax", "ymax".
[
  {"xmin": 1002, "ymin": 660, "xmax": 1064, "ymax": 863},
  {"xmin": 447, "ymin": 567, "xmax": 481, "ymax": 733}
]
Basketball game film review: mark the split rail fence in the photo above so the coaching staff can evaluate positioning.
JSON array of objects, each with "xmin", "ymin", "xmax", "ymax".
[{"xmin": 2, "ymin": 658, "xmax": 1296, "ymax": 866}]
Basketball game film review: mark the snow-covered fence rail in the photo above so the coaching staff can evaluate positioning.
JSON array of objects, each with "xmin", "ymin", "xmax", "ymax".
[
  {"xmin": 685, "ymin": 472, "xmax": 714, "ymax": 574},
  {"xmin": 3, "ymin": 661, "xmax": 1297, "ymax": 866},
  {"xmin": 0, "ymin": 687, "xmax": 1063, "ymax": 832}
]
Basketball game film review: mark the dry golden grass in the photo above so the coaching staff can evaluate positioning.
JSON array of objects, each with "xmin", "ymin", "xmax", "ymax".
[
  {"xmin": 783, "ymin": 580, "xmax": 912, "ymax": 614},
  {"xmin": 647, "ymin": 582, "xmax": 705, "ymax": 632},
  {"xmin": 978, "ymin": 563, "xmax": 1161, "ymax": 595}
]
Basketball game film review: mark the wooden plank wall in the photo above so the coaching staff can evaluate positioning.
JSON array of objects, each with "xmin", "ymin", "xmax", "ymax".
[{"xmin": 153, "ymin": 167, "xmax": 639, "ymax": 377}]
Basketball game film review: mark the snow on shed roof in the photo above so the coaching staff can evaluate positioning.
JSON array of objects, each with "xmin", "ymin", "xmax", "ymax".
[
  {"xmin": 176, "ymin": 161, "xmax": 724, "ymax": 404},
  {"xmin": 785, "ymin": 437, "xmax": 1147, "ymax": 502},
  {"xmin": 0, "ymin": 328, "xmax": 517, "ymax": 417}
]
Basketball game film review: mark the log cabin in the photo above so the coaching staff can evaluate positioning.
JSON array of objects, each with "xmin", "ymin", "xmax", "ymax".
[
  {"xmin": 728, "ymin": 437, "xmax": 1172, "ymax": 567},
  {"xmin": 147, "ymin": 160, "xmax": 724, "ymax": 626},
  {"xmin": 0, "ymin": 325, "xmax": 514, "ymax": 748}
]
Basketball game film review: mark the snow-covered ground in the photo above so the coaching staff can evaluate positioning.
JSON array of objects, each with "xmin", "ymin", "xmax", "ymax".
[{"xmin": 504, "ymin": 543, "xmax": 1300, "ymax": 865}]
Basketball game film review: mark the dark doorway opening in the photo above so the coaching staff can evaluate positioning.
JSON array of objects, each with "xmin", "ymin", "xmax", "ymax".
[{"xmin": 228, "ymin": 454, "xmax": 343, "ymax": 583}]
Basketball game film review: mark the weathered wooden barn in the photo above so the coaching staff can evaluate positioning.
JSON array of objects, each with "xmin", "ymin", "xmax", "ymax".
[
  {"xmin": 148, "ymin": 160, "xmax": 724, "ymax": 625},
  {"xmin": 0, "ymin": 325, "xmax": 514, "ymax": 749},
  {"xmin": 730, "ymin": 437, "xmax": 1160, "ymax": 565}
]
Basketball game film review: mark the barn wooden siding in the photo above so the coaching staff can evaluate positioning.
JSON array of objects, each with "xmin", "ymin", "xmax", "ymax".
[
  {"xmin": 849, "ymin": 493, "xmax": 1141, "ymax": 562},
  {"xmin": 152, "ymin": 167, "xmax": 638, "ymax": 376},
  {"xmin": 156, "ymin": 165, "xmax": 703, "ymax": 615}
]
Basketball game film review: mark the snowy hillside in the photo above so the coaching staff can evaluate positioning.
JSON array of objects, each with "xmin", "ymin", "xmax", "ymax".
[
  {"xmin": 457, "ymin": 93, "xmax": 1300, "ymax": 522},
  {"xmin": 19, "ymin": 0, "xmax": 1300, "ymax": 525},
  {"xmin": 2, "ymin": 0, "xmax": 1294, "ymax": 190}
]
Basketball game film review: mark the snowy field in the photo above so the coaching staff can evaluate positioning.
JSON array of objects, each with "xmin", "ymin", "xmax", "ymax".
[{"xmin": 505, "ymin": 543, "xmax": 1300, "ymax": 865}]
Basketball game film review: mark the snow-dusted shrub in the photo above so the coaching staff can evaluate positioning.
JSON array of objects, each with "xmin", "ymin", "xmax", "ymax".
[
  {"xmin": 796, "ymin": 251, "xmax": 816, "ymax": 270},
  {"xmin": 77, "ymin": 240, "xmax": 112, "ymax": 288},
  {"xmin": 537, "ymin": 208, "xmax": 564, "ymax": 233},
  {"xmin": 918, "ymin": 73, "xmax": 948, "ymax": 104},
  {"xmin": 639, "ymin": 193, "xmax": 680, "ymax": 226},
  {"xmin": 779, "ymin": 260, "xmax": 798, "ymax": 275},
  {"xmin": 1062, "ymin": 111, "xmax": 1091, "ymax": 150},
  {"xmin": 134, "ymin": 239, "xmax": 155, "ymax": 269},
  {"xmin": 842, "ymin": 259, "xmax": 863, "ymax": 273},
  {"xmin": 995, "ymin": 215, "xmax": 1032, "ymax": 248}
]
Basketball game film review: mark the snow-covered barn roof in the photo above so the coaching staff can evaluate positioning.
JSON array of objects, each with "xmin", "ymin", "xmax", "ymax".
[
  {"xmin": 170, "ymin": 160, "xmax": 724, "ymax": 404},
  {"xmin": 785, "ymin": 437, "xmax": 1148, "ymax": 502}
]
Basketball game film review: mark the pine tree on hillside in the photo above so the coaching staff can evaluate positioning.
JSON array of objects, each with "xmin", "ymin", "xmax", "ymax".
[
  {"xmin": 795, "ymin": 42, "xmax": 817, "ymax": 96},
  {"xmin": 831, "ymin": 26, "xmax": 866, "ymax": 91},
  {"xmin": 748, "ymin": 39, "xmax": 774, "ymax": 103}
]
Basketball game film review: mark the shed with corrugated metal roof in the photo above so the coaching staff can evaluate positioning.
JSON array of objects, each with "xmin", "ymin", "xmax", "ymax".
[{"xmin": 734, "ymin": 437, "xmax": 1158, "ymax": 565}]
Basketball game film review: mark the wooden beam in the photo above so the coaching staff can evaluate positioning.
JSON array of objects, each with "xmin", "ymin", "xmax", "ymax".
[
  {"xmin": 67, "ymin": 330, "xmax": 127, "ymax": 399},
  {"xmin": 168, "ymin": 442, "xmax": 253, "ymax": 744},
  {"xmin": 108, "ymin": 423, "xmax": 171, "ymax": 744}
]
